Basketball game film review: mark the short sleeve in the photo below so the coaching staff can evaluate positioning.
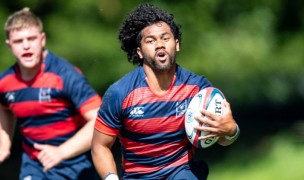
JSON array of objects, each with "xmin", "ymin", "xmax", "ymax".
[
  {"xmin": 62, "ymin": 67, "xmax": 101, "ymax": 115},
  {"xmin": 95, "ymin": 83, "xmax": 124, "ymax": 135}
]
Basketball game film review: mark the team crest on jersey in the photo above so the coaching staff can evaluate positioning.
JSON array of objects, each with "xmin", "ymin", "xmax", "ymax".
[
  {"xmin": 5, "ymin": 92, "xmax": 15, "ymax": 103},
  {"xmin": 176, "ymin": 99, "xmax": 187, "ymax": 117},
  {"xmin": 39, "ymin": 88, "xmax": 51, "ymax": 102},
  {"xmin": 130, "ymin": 106, "xmax": 144, "ymax": 117}
]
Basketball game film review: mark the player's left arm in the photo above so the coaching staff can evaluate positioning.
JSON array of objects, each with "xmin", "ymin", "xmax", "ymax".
[
  {"xmin": 57, "ymin": 107, "xmax": 99, "ymax": 155},
  {"xmin": 35, "ymin": 67, "xmax": 102, "ymax": 171},
  {"xmin": 196, "ymin": 100, "xmax": 240, "ymax": 146},
  {"xmin": 35, "ymin": 107, "xmax": 99, "ymax": 171},
  {"xmin": 0, "ymin": 107, "xmax": 16, "ymax": 163}
]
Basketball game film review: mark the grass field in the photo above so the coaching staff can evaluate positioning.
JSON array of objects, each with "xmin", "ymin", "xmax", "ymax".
[{"xmin": 208, "ymin": 133, "xmax": 304, "ymax": 180}]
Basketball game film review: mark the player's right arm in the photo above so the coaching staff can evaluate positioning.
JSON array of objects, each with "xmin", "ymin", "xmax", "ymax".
[
  {"xmin": 92, "ymin": 83, "xmax": 122, "ymax": 179},
  {"xmin": 91, "ymin": 128, "xmax": 118, "ymax": 179},
  {"xmin": 0, "ymin": 107, "xmax": 16, "ymax": 163}
]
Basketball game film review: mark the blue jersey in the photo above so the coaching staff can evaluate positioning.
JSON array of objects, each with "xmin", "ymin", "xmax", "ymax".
[
  {"xmin": 0, "ymin": 51, "xmax": 102, "ymax": 163},
  {"xmin": 95, "ymin": 65, "xmax": 211, "ymax": 179}
]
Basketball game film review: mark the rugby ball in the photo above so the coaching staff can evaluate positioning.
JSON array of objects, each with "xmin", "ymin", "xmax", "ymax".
[{"xmin": 185, "ymin": 87, "xmax": 225, "ymax": 149}]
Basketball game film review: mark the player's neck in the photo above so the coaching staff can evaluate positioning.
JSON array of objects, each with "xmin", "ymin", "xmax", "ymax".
[
  {"xmin": 19, "ymin": 65, "xmax": 41, "ymax": 81},
  {"xmin": 144, "ymin": 67, "xmax": 176, "ymax": 96}
]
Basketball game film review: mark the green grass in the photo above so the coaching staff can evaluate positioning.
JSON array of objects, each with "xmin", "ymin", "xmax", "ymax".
[{"xmin": 208, "ymin": 133, "xmax": 304, "ymax": 180}]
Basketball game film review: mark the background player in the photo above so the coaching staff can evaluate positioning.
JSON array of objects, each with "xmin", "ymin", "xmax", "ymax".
[
  {"xmin": 91, "ymin": 3, "xmax": 239, "ymax": 180},
  {"xmin": 0, "ymin": 8, "xmax": 102, "ymax": 179}
]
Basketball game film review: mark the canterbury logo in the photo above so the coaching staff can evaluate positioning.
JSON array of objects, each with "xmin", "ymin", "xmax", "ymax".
[
  {"xmin": 5, "ymin": 92, "xmax": 15, "ymax": 102},
  {"xmin": 130, "ymin": 107, "xmax": 144, "ymax": 117}
]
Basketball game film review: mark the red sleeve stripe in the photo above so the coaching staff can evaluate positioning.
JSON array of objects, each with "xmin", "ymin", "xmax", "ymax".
[
  {"xmin": 78, "ymin": 95, "xmax": 102, "ymax": 115},
  {"xmin": 94, "ymin": 116, "xmax": 119, "ymax": 135},
  {"xmin": 122, "ymin": 85, "xmax": 199, "ymax": 109}
]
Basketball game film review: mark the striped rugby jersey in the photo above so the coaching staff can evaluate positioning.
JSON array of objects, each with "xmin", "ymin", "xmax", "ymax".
[
  {"xmin": 0, "ymin": 51, "xmax": 102, "ymax": 163},
  {"xmin": 95, "ymin": 65, "xmax": 211, "ymax": 179}
]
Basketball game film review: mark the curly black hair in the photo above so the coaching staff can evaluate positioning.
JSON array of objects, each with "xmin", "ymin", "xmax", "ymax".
[{"xmin": 118, "ymin": 3, "xmax": 182, "ymax": 66}]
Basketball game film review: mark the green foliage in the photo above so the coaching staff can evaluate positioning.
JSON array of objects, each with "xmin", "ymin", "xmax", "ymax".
[
  {"xmin": 1, "ymin": 0, "xmax": 303, "ymax": 106},
  {"xmin": 209, "ymin": 133, "xmax": 304, "ymax": 180}
]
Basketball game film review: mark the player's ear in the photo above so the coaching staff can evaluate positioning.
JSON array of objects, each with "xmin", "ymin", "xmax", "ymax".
[
  {"xmin": 175, "ymin": 39, "xmax": 180, "ymax": 52},
  {"xmin": 5, "ymin": 39, "xmax": 12, "ymax": 50},
  {"xmin": 41, "ymin": 32, "xmax": 46, "ymax": 47},
  {"xmin": 137, "ymin": 47, "xmax": 143, "ymax": 59}
]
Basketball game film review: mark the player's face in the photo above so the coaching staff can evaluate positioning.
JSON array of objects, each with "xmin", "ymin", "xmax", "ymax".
[
  {"xmin": 137, "ymin": 21, "xmax": 180, "ymax": 72},
  {"xmin": 6, "ymin": 26, "xmax": 46, "ymax": 71}
]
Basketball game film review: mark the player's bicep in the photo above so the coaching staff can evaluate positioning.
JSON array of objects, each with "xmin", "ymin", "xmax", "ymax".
[
  {"xmin": 82, "ymin": 108, "xmax": 99, "ymax": 122},
  {"xmin": 0, "ymin": 107, "xmax": 16, "ymax": 142},
  {"xmin": 0, "ymin": 108, "xmax": 15, "ymax": 132},
  {"xmin": 92, "ymin": 128, "xmax": 116, "ymax": 149}
]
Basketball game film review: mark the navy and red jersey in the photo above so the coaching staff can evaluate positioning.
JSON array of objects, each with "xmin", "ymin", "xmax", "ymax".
[
  {"xmin": 0, "ymin": 50, "xmax": 102, "ymax": 162},
  {"xmin": 95, "ymin": 65, "xmax": 212, "ymax": 179}
]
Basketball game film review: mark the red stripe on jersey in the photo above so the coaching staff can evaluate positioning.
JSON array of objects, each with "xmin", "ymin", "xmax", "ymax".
[
  {"xmin": 162, "ymin": 150, "xmax": 193, "ymax": 168},
  {"xmin": 78, "ymin": 95, "xmax": 102, "ymax": 115},
  {"xmin": 120, "ymin": 136, "xmax": 190, "ymax": 157},
  {"xmin": 0, "ymin": 72, "xmax": 64, "ymax": 91},
  {"xmin": 123, "ymin": 159, "xmax": 161, "ymax": 174},
  {"xmin": 124, "ymin": 116, "xmax": 184, "ymax": 134},
  {"xmin": 123, "ymin": 150, "xmax": 192, "ymax": 174},
  {"xmin": 21, "ymin": 116, "xmax": 80, "ymax": 140},
  {"xmin": 94, "ymin": 116, "xmax": 119, "ymax": 135},
  {"xmin": 11, "ymin": 100, "xmax": 69, "ymax": 118},
  {"xmin": 0, "ymin": 74, "xmax": 28, "ymax": 91},
  {"xmin": 30, "ymin": 73, "xmax": 63, "ymax": 89},
  {"xmin": 22, "ymin": 142, "xmax": 39, "ymax": 160},
  {"xmin": 122, "ymin": 84, "xmax": 199, "ymax": 109}
]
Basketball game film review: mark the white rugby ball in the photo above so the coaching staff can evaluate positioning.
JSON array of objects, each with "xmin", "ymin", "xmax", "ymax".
[{"xmin": 185, "ymin": 87, "xmax": 225, "ymax": 149}]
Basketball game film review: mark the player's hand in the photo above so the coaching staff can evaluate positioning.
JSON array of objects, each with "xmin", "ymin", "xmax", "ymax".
[
  {"xmin": 0, "ymin": 148, "xmax": 10, "ymax": 163},
  {"xmin": 195, "ymin": 100, "xmax": 237, "ymax": 139},
  {"xmin": 34, "ymin": 143, "xmax": 65, "ymax": 172}
]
